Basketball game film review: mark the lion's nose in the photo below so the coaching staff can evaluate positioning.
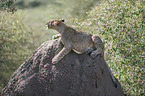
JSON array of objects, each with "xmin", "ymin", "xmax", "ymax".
[{"xmin": 46, "ymin": 24, "xmax": 49, "ymax": 29}]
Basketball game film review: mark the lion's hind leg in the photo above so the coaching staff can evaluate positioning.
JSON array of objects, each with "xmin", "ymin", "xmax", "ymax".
[{"xmin": 91, "ymin": 35, "xmax": 104, "ymax": 58}]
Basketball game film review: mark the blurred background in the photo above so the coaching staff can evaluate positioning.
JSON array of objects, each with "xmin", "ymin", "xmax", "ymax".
[{"xmin": 0, "ymin": 0, "xmax": 144, "ymax": 95}]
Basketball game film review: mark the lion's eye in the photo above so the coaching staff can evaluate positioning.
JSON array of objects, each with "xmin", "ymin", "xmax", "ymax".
[{"xmin": 56, "ymin": 21, "xmax": 61, "ymax": 25}]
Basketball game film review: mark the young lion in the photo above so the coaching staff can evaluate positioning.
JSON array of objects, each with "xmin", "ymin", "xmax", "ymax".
[
  {"xmin": 46, "ymin": 18, "xmax": 117, "ymax": 87},
  {"xmin": 46, "ymin": 18, "xmax": 104, "ymax": 64}
]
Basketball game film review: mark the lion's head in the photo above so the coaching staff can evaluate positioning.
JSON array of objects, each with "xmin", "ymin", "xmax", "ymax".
[{"xmin": 46, "ymin": 18, "xmax": 65, "ymax": 30}]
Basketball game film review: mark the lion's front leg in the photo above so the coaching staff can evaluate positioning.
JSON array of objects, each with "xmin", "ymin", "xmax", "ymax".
[
  {"xmin": 91, "ymin": 35, "xmax": 104, "ymax": 57},
  {"xmin": 52, "ymin": 47, "xmax": 71, "ymax": 64}
]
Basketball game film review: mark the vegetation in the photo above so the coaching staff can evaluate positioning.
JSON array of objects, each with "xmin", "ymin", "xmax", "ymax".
[
  {"xmin": 0, "ymin": 0, "xmax": 15, "ymax": 12},
  {"xmin": 0, "ymin": 10, "xmax": 35, "ymax": 89},
  {"xmin": 0, "ymin": 0, "xmax": 144, "ymax": 95}
]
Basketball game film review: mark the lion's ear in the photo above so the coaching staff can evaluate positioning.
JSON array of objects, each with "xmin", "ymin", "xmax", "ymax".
[{"xmin": 60, "ymin": 18, "xmax": 65, "ymax": 22}]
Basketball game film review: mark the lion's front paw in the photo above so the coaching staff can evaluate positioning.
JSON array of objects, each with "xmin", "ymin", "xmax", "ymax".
[
  {"xmin": 52, "ymin": 34, "xmax": 61, "ymax": 39},
  {"xmin": 52, "ymin": 58, "xmax": 59, "ymax": 64},
  {"xmin": 90, "ymin": 50, "xmax": 101, "ymax": 58},
  {"xmin": 90, "ymin": 51, "xmax": 97, "ymax": 58}
]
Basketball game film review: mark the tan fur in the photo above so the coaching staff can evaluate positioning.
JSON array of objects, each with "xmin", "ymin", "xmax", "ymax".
[
  {"xmin": 46, "ymin": 19, "xmax": 117, "ymax": 88},
  {"xmin": 46, "ymin": 18, "xmax": 104, "ymax": 64}
]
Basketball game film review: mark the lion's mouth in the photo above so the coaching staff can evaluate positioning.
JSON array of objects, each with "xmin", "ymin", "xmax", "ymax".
[{"xmin": 46, "ymin": 24, "xmax": 49, "ymax": 29}]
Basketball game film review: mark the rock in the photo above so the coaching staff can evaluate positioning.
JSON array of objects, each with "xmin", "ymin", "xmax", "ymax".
[{"xmin": 1, "ymin": 39, "xmax": 125, "ymax": 96}]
